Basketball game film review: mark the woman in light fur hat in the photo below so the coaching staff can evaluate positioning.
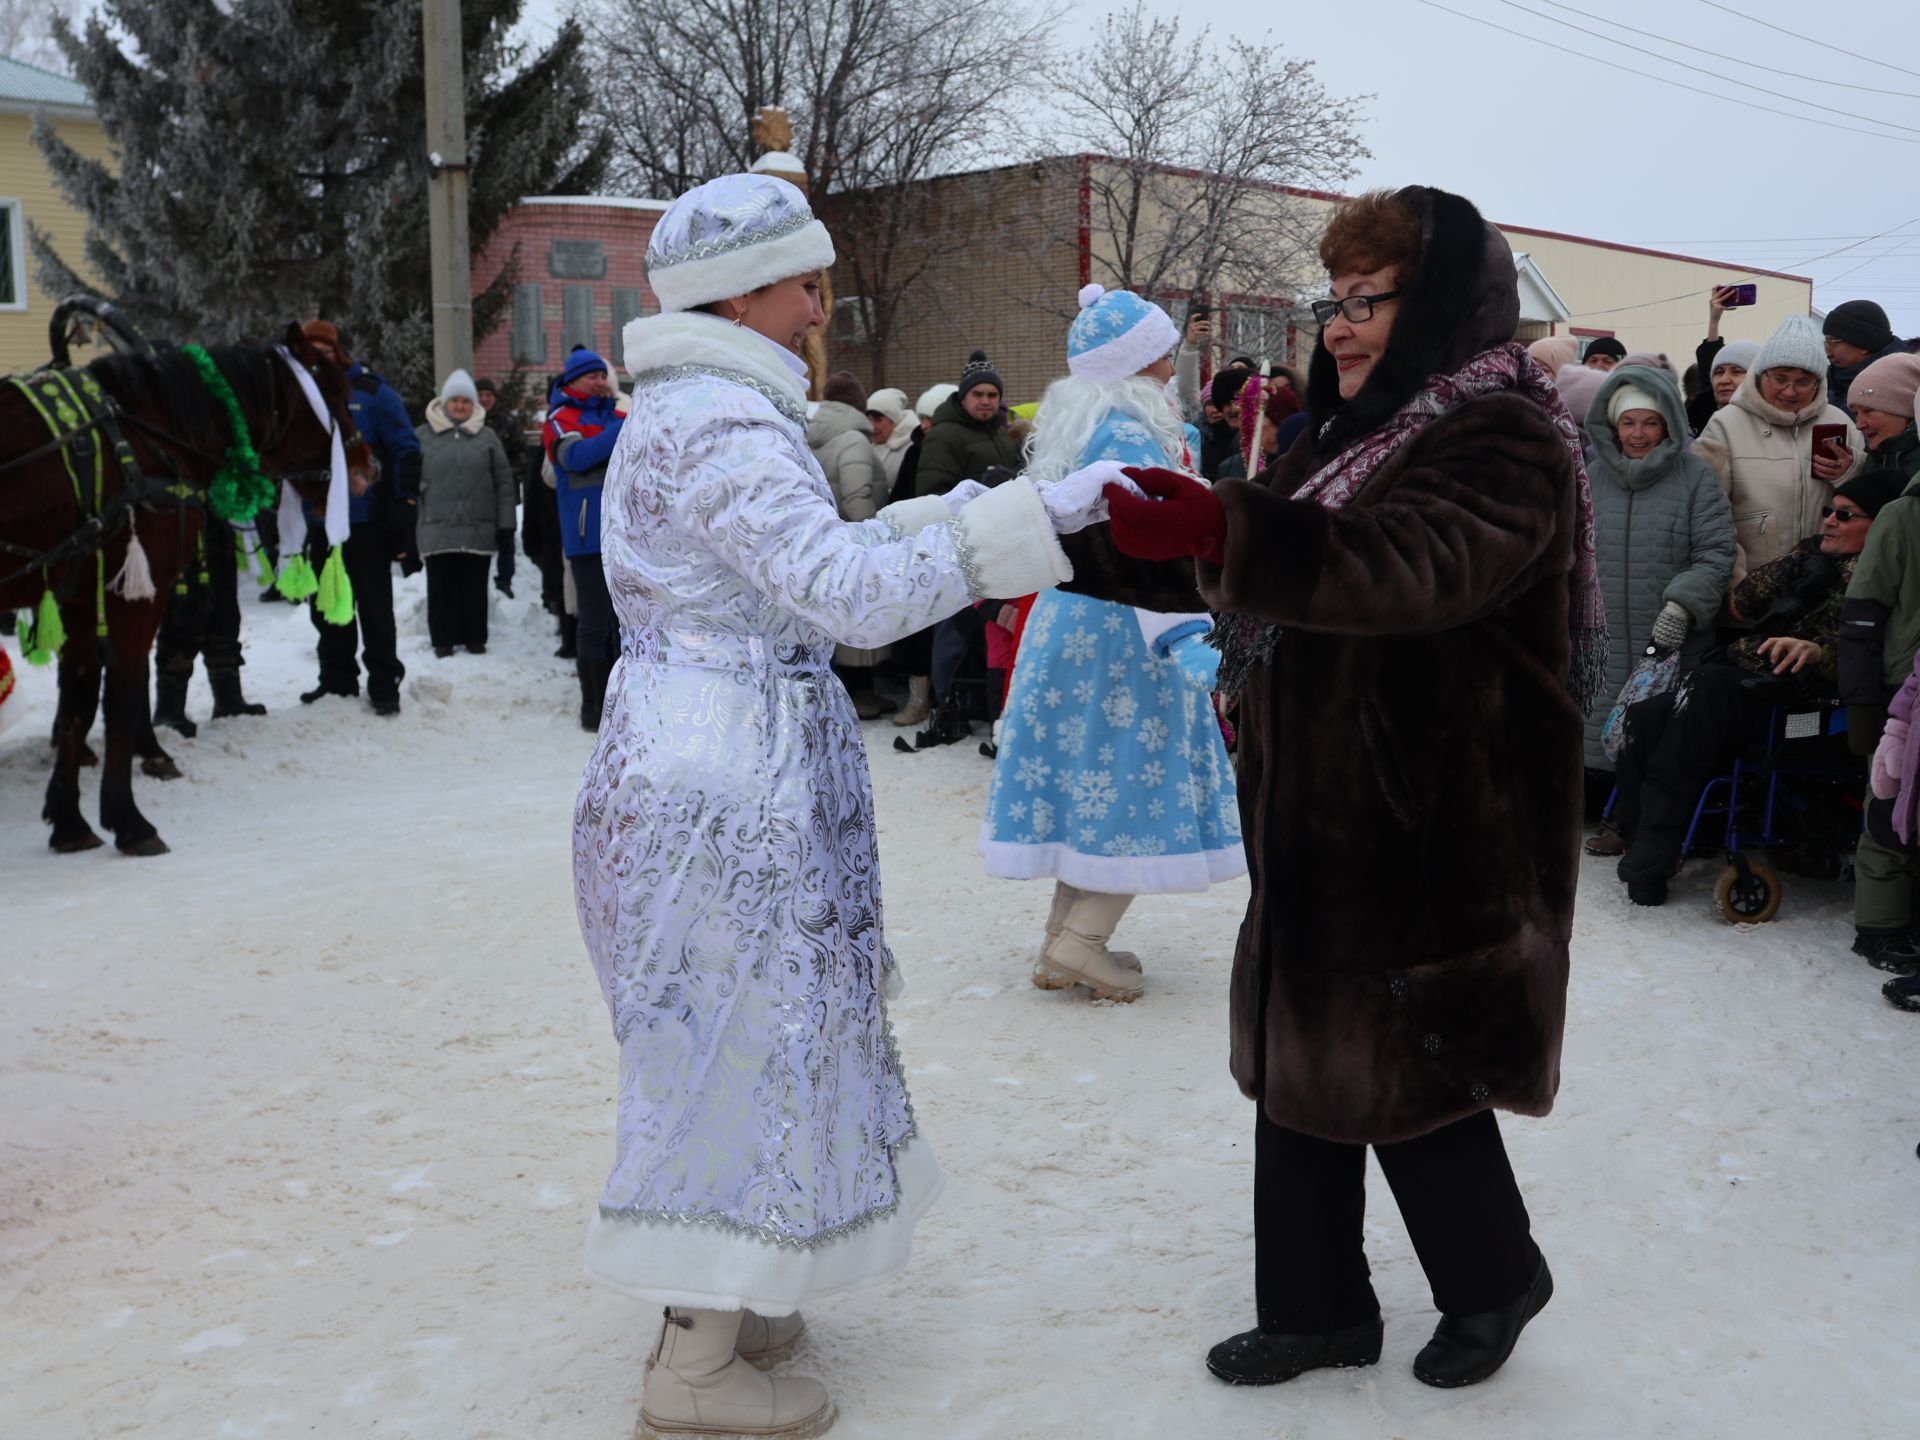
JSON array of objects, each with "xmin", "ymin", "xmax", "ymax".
[
  {"xmin": 572, "ymin": 171, "xmax": 1125, "ymax": 1440},
  {"xmin": 1695, "ymin": 312, "xmax": 1864, "ymax": 584},
  {"xmin": 415, "ymin": 369, "xmax": 514, "ymax": 655}
]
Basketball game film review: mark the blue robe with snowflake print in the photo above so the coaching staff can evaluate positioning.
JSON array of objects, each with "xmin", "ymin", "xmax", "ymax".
[{"xmin": 979, "ymin": 410, "xmax": 1246, "ymax": 893}]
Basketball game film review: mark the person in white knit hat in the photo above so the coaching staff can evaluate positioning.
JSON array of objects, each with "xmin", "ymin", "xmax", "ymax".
[
  {"xmin": 1695, "ymin": 312, "xmax": 1864, "ymax": 584},
  {"xmin": 572, "ymin": 172, "xmax": 1126, "ymax": 1440},
  {"xmin": 979, "ymin": 284, "xmax": 1246, "ymax": 1001}
]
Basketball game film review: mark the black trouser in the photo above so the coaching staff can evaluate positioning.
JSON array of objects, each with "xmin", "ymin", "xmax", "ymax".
[
  {"xmin": 425, "ymin": 553, "xmax": 492, "ymax": 650},
  {"xmin": 569, "ymin": 552, "xmax": 618, "ymax": 665},
  {"xmin": 930, "ymin": 606, "xmax": 1004, "ymax": 719},
  {"xmin": 1616, "ymin": 663, "xmax": 1771, "ymax": 881},
  {"xmin": 895, "ymin": 625, "xmax": 933, "ymax": 676},
  {"xmin": 311, "ymin": 522, "xmax": 403, "ymax": 701},
  {"xmin": 1254, "ymin": 1106, "xmax": 1536, "ymax": 1333},
  {"xmin": 156, "ymin": 512, "xmax": 243, "ymax": 680}
]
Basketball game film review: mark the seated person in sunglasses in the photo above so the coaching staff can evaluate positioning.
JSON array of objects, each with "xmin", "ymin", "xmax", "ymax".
[{"xmin": 1613, "ymin": 469, "xmax": 1907, "ymax": 907}]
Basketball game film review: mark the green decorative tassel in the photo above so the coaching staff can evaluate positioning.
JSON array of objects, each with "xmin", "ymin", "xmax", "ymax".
[
  {"xmin": 275, "ymin": 552, "xmax": 319, "ymax": 601},
  {"xmin": 182, "ymin": 344, "xmax": 276, "ymax": 524},
  {"xmin": 24, "ymin": 588, "xmax": 65, "ymax": 665},
  {"xmin": 315, "ymin": 544, "xmax": 354, "ymax": 626}
]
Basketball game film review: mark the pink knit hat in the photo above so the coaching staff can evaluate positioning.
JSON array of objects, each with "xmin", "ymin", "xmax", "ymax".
[{"xmin": 1849, "ymin": 353, "xmax": 1920, "ymax": 419}]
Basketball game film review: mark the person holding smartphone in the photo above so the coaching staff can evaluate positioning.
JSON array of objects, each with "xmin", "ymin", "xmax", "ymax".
[
  {"xmin": 1689, "ymin": 285, "xmax": 1759, "ymax": 435},
  {"xmin": 1694, "ymin": 313, "xmax": 1864, "ymax": 585}
]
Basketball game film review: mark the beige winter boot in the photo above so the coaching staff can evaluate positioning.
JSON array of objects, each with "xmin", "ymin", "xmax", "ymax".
[
  {"xmin": 736, "ymin": 1309, "xmax": 806, "ymax": 1368},
  {"xmin": 892, "ymin": 675, "xmax": 932, "ymax": 726},
  {"xmin": 1032, "ymin": 881, "xmax": 1142, "ymax": 990},
  {"xmin": 1036, "ymin": 885, "xmax": 1143, "ymax": 1001},
  {"xmin": 639, "ymin": 1308, "xmax": 833, "ymax": 1439}
]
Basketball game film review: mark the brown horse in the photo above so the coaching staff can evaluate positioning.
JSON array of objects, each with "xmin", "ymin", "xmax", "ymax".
[{"xmin": 0, "ymin": 322, "xmax": 372, "ymax": 854}]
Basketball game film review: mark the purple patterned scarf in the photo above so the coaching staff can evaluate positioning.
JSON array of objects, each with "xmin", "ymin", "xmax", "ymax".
[{"xmin": 1213, "ymin": 341, "xmax": 1609, "ymax": 711}]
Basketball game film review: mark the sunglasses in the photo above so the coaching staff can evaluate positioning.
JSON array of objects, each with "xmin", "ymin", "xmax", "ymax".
[{"xmin": 1822, "ymin": 505, "xmax": 1867, "ymax": 521}]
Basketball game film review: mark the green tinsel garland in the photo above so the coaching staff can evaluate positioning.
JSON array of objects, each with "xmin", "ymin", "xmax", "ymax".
[{"xmin": 182, "ymin": 344, "xmax": 277, "ymax": 524}]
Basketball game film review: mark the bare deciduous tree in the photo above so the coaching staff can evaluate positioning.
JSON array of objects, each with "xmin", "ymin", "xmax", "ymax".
[
  {"xmin": 1, "ymin": 0, "xmax": 81, "ymax": 71},
  {"xmin": 1031, "ymin": 1, "xmax": 1370, "ymax": 345},
  {"xmin": 581, "ymin": 0, "xmax": 1056, "ymax": 384}
]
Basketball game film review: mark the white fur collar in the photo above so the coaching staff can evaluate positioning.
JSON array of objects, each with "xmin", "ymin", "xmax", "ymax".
[{"xmin": 621, "ymin": 312, "xmax": 810, "ymax": 418}]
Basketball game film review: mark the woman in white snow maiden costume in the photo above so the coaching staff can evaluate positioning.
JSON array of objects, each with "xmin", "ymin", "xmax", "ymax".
[
  {"xmin": 571, "ymin": 173, "xmax": 1124, "ymax": 1439},
  {"xmin": 981, "ymin": 285, "xmax": 1246, "ymax": 1001}
]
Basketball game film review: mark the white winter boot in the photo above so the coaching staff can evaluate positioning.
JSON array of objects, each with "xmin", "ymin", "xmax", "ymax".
[
  {"xmin": 639, "ymin": 1308, "xmax": 833, "ymax": 1439},
  {"xmin": 736, "ymin": 1309, "xmax": 806, "ymax": 1368},
  {"xmin": 1036, "ymin": 885, "xmax": 1143, "ymax": 1001},
  {"xmin": 892, "ymin": 675, "xmax": 931, "ymax": 726},
  {"xmin": 1032, "ymin": 881, "xmax": 1141, "ymax": 990}
]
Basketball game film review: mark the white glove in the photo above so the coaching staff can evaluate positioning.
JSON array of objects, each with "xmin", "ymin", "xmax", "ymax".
[
  {"xmin": 1034, "ymin": 460, "xmax": 1142, "ymax": 535},
  {"xmin": 1650, "ymin": 600, "xmax": 1691, "ymax": 652},
  {"xmin": 942, "ymin": 478, "xmax": 990, "ymax": 514}
]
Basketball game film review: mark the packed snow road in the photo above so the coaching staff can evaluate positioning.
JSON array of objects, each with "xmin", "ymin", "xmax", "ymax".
[{"xmin": 2, "ymin": 578, "xmax": 1915, "ymax": 1438}]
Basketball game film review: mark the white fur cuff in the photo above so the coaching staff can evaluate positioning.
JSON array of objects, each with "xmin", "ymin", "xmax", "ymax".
[
  {"xmin": 950, "ymin": 478, "xmax": 1073, "ymax": 599},
  {"xmin": 878, "ymin": 494, "xmax": 951, "ymax": 540},
  {"xmin": 650, "ymin": 220, "xmax": 836, "ymax": 314}
]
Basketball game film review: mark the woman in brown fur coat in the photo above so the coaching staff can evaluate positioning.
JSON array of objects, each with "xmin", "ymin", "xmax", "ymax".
[{"xmin": 1095, "ymin": 187, "xmax": 1606, "ymax": 1393}]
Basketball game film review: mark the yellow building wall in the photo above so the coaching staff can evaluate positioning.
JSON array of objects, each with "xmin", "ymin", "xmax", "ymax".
[
  {"xmin": 1493, "ymin": 228, "xmax": 1813, "ymax": 368},
  {"xmin": 0, "ymin": 109, "xmax": 114, "ymax": 375}
]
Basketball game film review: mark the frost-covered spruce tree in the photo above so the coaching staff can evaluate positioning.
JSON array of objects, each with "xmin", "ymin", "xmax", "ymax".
[{"xmin": 34, "ymin": 0, "xmax": 605, "ymax": 401}]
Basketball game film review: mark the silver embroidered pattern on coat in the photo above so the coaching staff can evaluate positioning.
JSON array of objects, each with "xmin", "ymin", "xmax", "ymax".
[
  {"xmin": 631, "ymin": 364, "xmax": 810, "ymax": 427},
  {"xmin": 575, "ymin": 368, "xmax": 984, "ymax": 1251}
]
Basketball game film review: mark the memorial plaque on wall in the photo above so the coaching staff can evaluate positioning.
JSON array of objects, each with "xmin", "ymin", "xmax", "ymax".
[
  {"xmin": 549, "ymin": 239, "xmax": 606, "ymax": 281},
  {"xmin": 562, "ymin": 285, "xmax": 596, "ymax": 355},
  {"xmin": 511, "ymin": 283, "xmax": 547, "ymax": 365}
]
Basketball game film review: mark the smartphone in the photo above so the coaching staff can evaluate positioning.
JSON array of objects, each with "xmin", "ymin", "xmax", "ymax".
[
  {"xmin": 1719, "ymin": 283, "xmax": 1758, "ymax": 307},
  {"xmin": 1811, "ymin": 423, "xmax": 1848, "ymax": 473},
  {"xmin": 1189, "ymin": 299, "xmax": 1211, "ymax": 323}
]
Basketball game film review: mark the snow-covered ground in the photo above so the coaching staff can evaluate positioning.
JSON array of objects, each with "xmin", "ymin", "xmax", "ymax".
[{"xmin": 3, "ymin": 571, "xmax": 1917, "ymax": 1440}]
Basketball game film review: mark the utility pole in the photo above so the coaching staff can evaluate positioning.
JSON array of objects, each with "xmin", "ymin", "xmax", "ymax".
[{"xmin": 422, "ymin": 0, "xmax": 473, "ymax": 380}]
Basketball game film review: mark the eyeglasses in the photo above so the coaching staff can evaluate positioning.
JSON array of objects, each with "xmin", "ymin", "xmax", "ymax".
[
  {"xmin": 1309, "ymin": 290, "xmax": 1402, "ymax": 327},
  {"xmin": 1821, "ymin": 505, "xmax": 1867, "ymax": 521},
  {"xmin": 1766, "ymin": 373, "xmax": 1820, "ymax": 393}
]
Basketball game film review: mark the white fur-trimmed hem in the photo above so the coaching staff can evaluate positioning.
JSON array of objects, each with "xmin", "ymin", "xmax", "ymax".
[
  {"xmin": 950, "ymin": 478, "xmax": 1072, "ymax": 598},
  {"xmin": 978, "ymin": 828, "xmax": 1247, "ymax": 894},
  {"xmin": 583, "ymin": 1140, "xmax": 945, "ymax": 1318},
  {"xmin": 649, "ymin": 219, "xmax": 836, "ymax": 314},
  {"xmin": 877, "ymin": 494, "xmax": 950, "ymax": 540}
]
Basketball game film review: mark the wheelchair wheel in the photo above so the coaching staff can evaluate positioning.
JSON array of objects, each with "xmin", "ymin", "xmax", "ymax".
[{"xmin": 1713, "ymin": 860, "xmax": 1782, "ymax": 924}]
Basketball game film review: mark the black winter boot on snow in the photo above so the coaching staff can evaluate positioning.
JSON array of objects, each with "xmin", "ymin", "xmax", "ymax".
[
  {"xmin": 1412, "ymin": 1253, "xmax": 1553, "ymax": 1389},
  {"xmin": 1206, "ymin": 1315, "xmax": 1384, "ymax": 1386},
  {"xmin": 208, "ymin": 669, "xmax": 266, "ymax": 719},
  {"xmin": 301, "ymin": 680, "xmax": 359, "ymax": 705},
  {"xmin": 152, "ymin": 674, "xmax": 197, "ymax": 737},
  {"xmin": 1883, "ymin": 974, "xmax": 1920, "ymax": 1011},
  {"xmin": 578, "ymin": 658, "xmax": 610, "ymax": 733},
  {"xmin": 1852, "ymin": 927, "xmax": 1920, "ymax": 975},
  {"xmin": 555, "ymin": 612, "xmax": 578, "ymax": 660}
]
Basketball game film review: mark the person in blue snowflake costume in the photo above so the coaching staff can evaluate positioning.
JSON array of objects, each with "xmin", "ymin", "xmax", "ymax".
[{"xmin": 981, "ymin": 285, "xmax": 1246, "ymax": 1001}]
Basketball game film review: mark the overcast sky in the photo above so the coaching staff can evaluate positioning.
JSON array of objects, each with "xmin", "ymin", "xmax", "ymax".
[{"xmin": 524, "ymin": 0, "xmax": 1920, "ymax": 335}]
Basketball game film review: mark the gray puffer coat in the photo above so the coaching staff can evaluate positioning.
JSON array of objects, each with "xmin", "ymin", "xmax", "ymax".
[
  {"xmin": 416, "ymin": 399, "xmax": 515, "ymax": 557},
  {"xmin": 1583, "ymin": 365, "xmax": 1737, "ymax": 768}
]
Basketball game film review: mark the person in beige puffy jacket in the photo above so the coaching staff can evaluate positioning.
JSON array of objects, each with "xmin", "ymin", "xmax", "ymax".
[
  {"xmin": 809, "ymin": 370, "xmax": 892, "ymax": 715},
  {"xmin": 1694, "ymin": 313, "xmax": 1863, "ymax": 585}
]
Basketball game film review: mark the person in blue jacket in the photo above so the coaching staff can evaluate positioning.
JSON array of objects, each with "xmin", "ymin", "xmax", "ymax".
[
  {"xmin": 542, "ymin": 347, "xmax": 625, "ymax": 730},
  {"xmin": 298, "ymin": 320, "xmax": 422, "ymax": 717}
]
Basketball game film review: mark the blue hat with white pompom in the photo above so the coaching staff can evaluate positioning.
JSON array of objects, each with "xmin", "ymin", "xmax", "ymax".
[{"xmin": 1066, "ymin": 284, "xmax": 1181, "ymax": 383}]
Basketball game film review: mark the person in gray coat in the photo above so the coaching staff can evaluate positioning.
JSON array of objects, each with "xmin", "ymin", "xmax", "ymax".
[
  {"xmin": 417, "ymin": 369, "xmax": 515, "ymax": 656},
  {"xmin": 810, "ymin": 370, "xmax": 891, "ymax": 716},
  {"xmin": 1582, "ymin": 364, "xmax": 1737, "ymax": 795}
]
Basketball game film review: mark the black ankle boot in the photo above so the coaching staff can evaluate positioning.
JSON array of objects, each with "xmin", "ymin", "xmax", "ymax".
[
  {"xmin": 152, "ymin": 674, "xmax": 197, "ymax": 737},
  {"xmin": 555, "ymin": 613, "xmax": 578, "ymax": 660},
  {"xmin": 578, "ymin": 658, "xmax": 610, "ymax": 733},
  {"xmin": 208, "ymin": 669, "xmax": 267, "ymax": 719},
  {"xmin": 1206, "ymin": 1315, "xmax": 1383, "ymax": 1386},
  {"xmin": 1413, "ymin": 1253, "xmax": 1553, "ymax": 1388}
]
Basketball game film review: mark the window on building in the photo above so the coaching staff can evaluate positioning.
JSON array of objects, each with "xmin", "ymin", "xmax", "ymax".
[
  {"xmin": 511, "ymin": 283, "xmax": 546, "ymax": 365},
  {"xmin": 829, "ymin": 295, "xmax": 870, "ymax": 347},
  {"xmin": 609, "ymin": 287, "xmax": 647, "ymax": 370},
  {"xmin": 1224, "ymin": 304, "xmax": 1298, "ymax": 367},
  {"xmin": 562, "ymin": 285, "xmax": 595, "ymax": 355},
  {"xmin": 0, "ymin": 200, "xmax": 25, "ymax": 312}
]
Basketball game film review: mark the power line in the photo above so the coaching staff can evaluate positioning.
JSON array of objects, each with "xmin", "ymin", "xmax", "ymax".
[
  {"xmin": 1532, "ymin": 0, "xmax": 1920, "ymax": 100},
  {"xmin": 1489, "ymin": 0, "xmax": 1920, "ymax": 130},
  {"xmin": 1412, "ymin": 1, "xmax": 1920, "ymax": 147},
  {"xmin": 1689, "ymin": 0, "xmax": 1920, "ymax": 82}
]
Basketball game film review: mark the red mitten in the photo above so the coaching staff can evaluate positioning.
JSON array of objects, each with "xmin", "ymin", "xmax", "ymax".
[{"xmin": 1103, "ymin": 467, "xmax": 1226, "ymax": 563}]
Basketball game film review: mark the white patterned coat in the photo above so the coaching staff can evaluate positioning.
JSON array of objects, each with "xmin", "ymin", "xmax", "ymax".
[{"xmin": 573, "ymin": 312, "xmax": 1070, "ymax": 1313}]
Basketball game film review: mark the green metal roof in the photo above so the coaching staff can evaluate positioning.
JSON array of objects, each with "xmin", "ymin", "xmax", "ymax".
[{"xmin": 0, "ymin": 55, "xmax": 91, "ymax": 111}]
